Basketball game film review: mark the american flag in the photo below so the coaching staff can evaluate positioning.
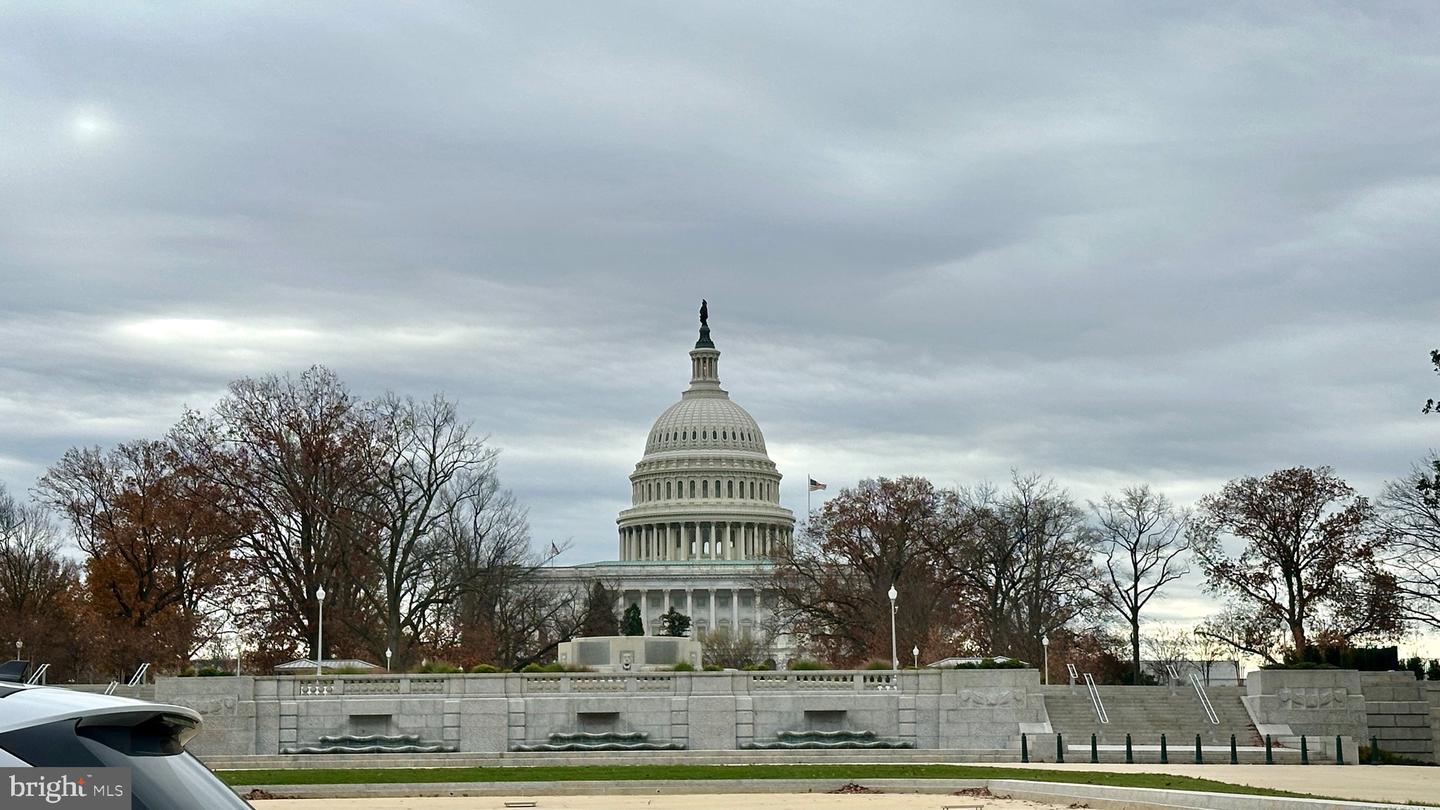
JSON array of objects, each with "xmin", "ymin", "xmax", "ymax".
[{"xmin": 808, "ymin": 478, "xmax": 827, "ymax": 492}]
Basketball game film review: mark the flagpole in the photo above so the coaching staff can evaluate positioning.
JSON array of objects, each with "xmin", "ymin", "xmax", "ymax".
[{"xmin": 807, "ymin": 472, "xmax": 811, "ymax": 530}]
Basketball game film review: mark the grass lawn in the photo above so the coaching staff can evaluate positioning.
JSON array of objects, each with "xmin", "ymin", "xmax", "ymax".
[{"xmin": 216, "ymin": 763, "xmax": 1312, "ymax": 798}]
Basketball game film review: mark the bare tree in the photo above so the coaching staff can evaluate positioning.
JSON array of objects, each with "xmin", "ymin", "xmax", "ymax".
[
  {"xmin": 1189, "ymin": 466, "xmax": 1403, "ymax": 662},
  {"xmin": 437, "ymin": 479, "xmax": 584, "ymax": 668},
  {"xmin": 0, "ymin": 486, "xmax": 85, "ymax": 678},
  {"xmin": 351, "ymin": 393, "xmax": 498, "ymax": 668},
  {"xmin": 1142, "ymin": 624, "xmax": 1193, "ymax": 685},
  {"xmin": 1377, "ymin": 454, "xmax": 1440, "ymax": 629},
  {"xmin": 944, "ymin": 474, "xmax": 1098, "ymax": 664},
  {"xmin": 1089, "ymin": 485, "xmax": 1188, "ymax": 685},
  {"xmin": 701, "ymin": 627, "xmax": 771, "ymax": 669},
  {"xmin": 1191, "ymin": 624, "xmax": 1233, "ymax": 686}
]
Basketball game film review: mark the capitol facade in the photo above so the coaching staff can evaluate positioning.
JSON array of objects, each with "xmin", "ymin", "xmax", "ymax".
[{"xmin": 547, "ymin": 304, "xmax": 796, "ymax": 652}]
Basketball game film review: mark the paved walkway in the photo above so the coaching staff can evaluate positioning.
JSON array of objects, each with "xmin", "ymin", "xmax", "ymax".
[
  {"xmin": 251, "ymin": 796, "xmax": 1046, "ymax": 810},
  {"xmin": 243, "ymin": 764, "xmax": 1440, "ymax": 808},
  {"xmin": 993, "ymin": 763, "xmax": 1437, "ymax": 805}
]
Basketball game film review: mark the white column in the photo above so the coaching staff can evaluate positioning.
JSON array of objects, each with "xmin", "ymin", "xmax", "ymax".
[
  {"xmin": 640, "ymin": 590, "xmax": 650, "ymax": 635},
  {"xmin": 731, "ymin": 587, "xmax": 739, "ymax": 629},
  {"xmin": 708, "ymin": 587, "xmax": 717, "ymax": 629},
  {"xmin": 686, "ymin": 588, "xmax": 694, "ymax": 624},
  {"xmin": 663, "ymin": 523, "xmax": 671, "ymax": 561},
  {"xmin": 725, "ymin": 522, "xmax": 733, "ymax": 560}
]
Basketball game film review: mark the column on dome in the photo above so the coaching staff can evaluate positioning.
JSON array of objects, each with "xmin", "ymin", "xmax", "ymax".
[
  {"xmin": 725, "ymin": 522, "xmax": 733, "ymax": 560},
  {"xmin": 663, "ymin": 523, "xmax": 671, "ymax": 561}
]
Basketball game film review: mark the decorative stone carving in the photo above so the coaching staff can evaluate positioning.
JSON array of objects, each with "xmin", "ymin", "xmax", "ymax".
[
  {"xmin": 1276, "ymin": 686, "xmax": 1348, "ymax": 709},
  {"xmin": 956, "ymin": 688, "xmax": 1022, "ymax": 708}
]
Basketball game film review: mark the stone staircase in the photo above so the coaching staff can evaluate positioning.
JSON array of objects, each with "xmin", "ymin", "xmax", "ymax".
[
  {"xmin": 1040, "ymin": 684, "xmax": 1261, "ymax": 749},
  {"xmin": 743, "ymin": 729, "xmax": 914, "ymax": 750}
]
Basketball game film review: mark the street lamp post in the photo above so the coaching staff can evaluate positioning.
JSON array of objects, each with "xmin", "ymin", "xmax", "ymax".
[
  {"xmin": 385, "ymin": 648, "xmax": 393, "ymax": 672},
  {"xmin": 887, "ymin": 585, "xmax": 898, "ymax": 672},
  {"xmin": 14, "ymin": 640, "xmax": 20, "ymax": 661},
  {"xmin": 315, "ymin": 585, "xmax": 327, "ymax": 677},
  {"xmin": 1042, "ymin": 635, "xmax": 1050, "ymax": 685},
  {"xmin": 912, "ymin": 645, "xmax": 919, "ymax": 669}
]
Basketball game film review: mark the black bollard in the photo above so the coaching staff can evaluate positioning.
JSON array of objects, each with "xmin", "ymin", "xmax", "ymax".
[
  {"xmin": 1229, "ymin": 733, "xmax": 1238, "ymax": 764},
  {"xmin": 1265, "ymin": 734, "xmax": 1273, "ymax": 764},
  {"xmin": 1336, "ymin": 735, "xmax": 1344, "ymax": 765},
  {"xmin": 1300, "ymin": 735, "xmax": 1308, "ymax": 765},
  {"xmin": 1021, "ymin": 733, "xmax": 1029, "ymax": 763},
  {"xmin": 1090, "ymin": 732, "xmax": 1099, "ymax": 763},
  {"xmin": 1194, "ymin": 734, "xmax": 1203, "ymax": 764},
  {"xmin": 1160, "ymin": 733, "xmax": 1168, "ymax": 764},
  {"xmin": 1125, "ymin": 733, "xmax": 1133, "ymax": 764},
  {"xmin": 1057, "ymin": 733, "xmax": 1064, "ymax": 763},
  {"xmin": 1370, "ymin": 735, "xmax": 1379, "ymax": 765}
]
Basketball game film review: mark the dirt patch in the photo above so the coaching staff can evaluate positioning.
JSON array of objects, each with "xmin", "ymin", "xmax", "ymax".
[{"xmin": 829, "ymin": 782, "xmax": 879, "ymax": 794}]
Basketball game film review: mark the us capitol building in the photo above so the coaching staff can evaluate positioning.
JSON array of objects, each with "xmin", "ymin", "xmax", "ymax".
[{"xmin": 547, "ymin": 303, "xmax": 796, "ymax": 654}]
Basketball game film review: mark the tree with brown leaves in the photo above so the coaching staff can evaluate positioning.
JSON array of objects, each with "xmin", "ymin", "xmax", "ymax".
[
  {"xmin": 173, "ymin": 366, "xmax": 378, "ymax": 664},
  {"xmin": 1189, "ymin": 466, "xmax": 1403, "ymax": 663},
  {"xmin": 38, "ymin": 441, "xmax": 241, "ymax": 674},
  {"xmin": 769, "ymin": 477, "xmax": 955, "ymax": 667}
]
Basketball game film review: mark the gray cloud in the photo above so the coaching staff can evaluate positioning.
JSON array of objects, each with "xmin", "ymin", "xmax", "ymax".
[{"xmin": 3, "ymin": 1, "xmax": 1439, "ymax": 649}]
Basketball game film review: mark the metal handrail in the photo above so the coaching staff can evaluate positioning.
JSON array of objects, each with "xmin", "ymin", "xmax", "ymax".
[
  {"xmin": 25, "ymin": 663, "xmax": 49, "ymax": 685},
  {"xmin": 1082, "ymin": 672, "xmax": 1109, "ymax": 724},
  {"xmin": 127, "ymin": 663, "xmax": 150, "ymax": 687},
  {"xmin": 1190, "ymin": 672, "xmax": 1220, "ymax": 725},
  {"xmin": 103, "ymin": 681, "xmax": 119, "ymax": 696}
]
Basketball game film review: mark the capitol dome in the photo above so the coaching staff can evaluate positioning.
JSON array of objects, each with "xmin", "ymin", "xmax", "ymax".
[
  {"xmin": 644, "ymin": 396, "xmax": 767, "ymax": 455},
  {"xmin": 616, "ymin": 304, "xmax": 795, "ymax": 563}
]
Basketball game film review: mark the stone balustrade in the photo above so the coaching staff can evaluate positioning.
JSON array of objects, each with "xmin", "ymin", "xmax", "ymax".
[{"xmin": 155, "ymin": 668, "xmax": 1042, "ymax": 757}]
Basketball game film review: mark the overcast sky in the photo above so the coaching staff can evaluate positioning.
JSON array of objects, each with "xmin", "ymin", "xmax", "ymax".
[{"xmin": 3, "ymin": 3, "xmax": 1438, "ymax": 650}]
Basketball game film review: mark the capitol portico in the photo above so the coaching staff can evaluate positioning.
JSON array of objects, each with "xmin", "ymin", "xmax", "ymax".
[{"xmin": 548, "ymin": 303, "xmax": 796, "ymax": 650}]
